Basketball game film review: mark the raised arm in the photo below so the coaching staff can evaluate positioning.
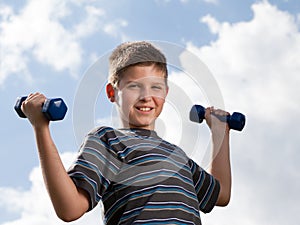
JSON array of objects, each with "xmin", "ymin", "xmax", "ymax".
[
  {"xmin": 205, "ymin": 106, "xmax": 232, "ymax": 206},
  {"xmin": 21, "ymin": 93, "xmax": 89, "ymax": 221}
]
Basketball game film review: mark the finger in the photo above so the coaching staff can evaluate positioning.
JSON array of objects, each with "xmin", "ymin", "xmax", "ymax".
[
  {"xmin": 28, "ymin": 93, "xmax": 46, "ymax": 101},
  {"xmin": 27, "ymin": 92, "xmax": 40, "ymax": 98},
  {"xmin": 212, "ymin": 108, "xmax": 230, "ymax": 117},
  {"xmin": 205, "ymin": 106, "xmax": 214, "ymax": 118},
  {"xmin": 23, "ymin": 93, "xmax": 46, "ymax": 109}
]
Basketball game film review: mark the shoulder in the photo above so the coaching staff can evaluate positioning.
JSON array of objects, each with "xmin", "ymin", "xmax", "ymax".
[
  {"xmin": 87, "ymin": 126, "xmax": 122, "ymax": 137},
  {"xmin": 87, "ymin": 126, "xmax": 113, "ymax": 134},
  {"xmin": 85, "ymin": 126, "xmax": 130, "ymax": 147}
]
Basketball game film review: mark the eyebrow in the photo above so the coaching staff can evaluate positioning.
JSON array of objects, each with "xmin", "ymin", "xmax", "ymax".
[
  {"xmin": 124, "ymin": 79, "xmax": 165, "ymax": 84},
  {"xmin": 151, "ymin": 81, "xmax": 166, "ymax": 86}
]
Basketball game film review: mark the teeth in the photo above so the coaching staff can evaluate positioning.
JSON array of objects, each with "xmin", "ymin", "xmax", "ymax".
[{"xmin": 139, "ymin": 107, "xmax": 151, "ymax": 111}]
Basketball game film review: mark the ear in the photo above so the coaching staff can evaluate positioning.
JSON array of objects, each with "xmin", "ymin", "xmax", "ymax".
[{"xmin": 106, "ymin": 83, "xmax": 116, "ymax": 102}]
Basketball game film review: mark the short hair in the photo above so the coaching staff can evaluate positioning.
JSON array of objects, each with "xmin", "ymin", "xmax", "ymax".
[{"xmin": 108, "ymin": 41, "xmax": 168, "ymax": 87}]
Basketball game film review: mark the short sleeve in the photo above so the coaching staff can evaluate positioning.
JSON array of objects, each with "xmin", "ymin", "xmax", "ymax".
[
  {"xmin": 189, "ymin": 159, "xmax": 220, "ymax": 213},
  {"xmin": 67, "ymin": 128, "xmax": 122, "ymax": 211}
]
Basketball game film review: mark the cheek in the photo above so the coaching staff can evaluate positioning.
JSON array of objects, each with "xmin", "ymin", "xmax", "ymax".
[
  {"xmin": 154, "ymin": 97, "xmax": 166, "ymax": 109},
  {"xmin": 118, "ymin": 91, "xmax": 136, "ymax": 110}
]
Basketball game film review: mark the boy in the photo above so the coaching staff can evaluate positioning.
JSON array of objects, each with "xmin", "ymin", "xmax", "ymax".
[{"xmin": 21, "ymin": 41, "xmax": 231, "ymax": 224}]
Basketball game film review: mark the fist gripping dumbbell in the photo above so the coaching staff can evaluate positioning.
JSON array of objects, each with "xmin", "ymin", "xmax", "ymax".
[
  {"xmin": 14, "ymin": 96, "xmax": 68, "ymax": 121},
  {"xmin": 189, "ymin": 104, "xmax": 246, "ymax": 131}
]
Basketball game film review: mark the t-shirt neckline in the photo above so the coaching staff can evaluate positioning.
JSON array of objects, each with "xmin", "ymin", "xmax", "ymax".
[{"xmin": 119, "ymin": 128, "xmax": 160, "ymax": 138}]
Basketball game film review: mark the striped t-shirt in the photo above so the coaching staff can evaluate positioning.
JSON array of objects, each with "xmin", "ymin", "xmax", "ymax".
[{"xmin": 68, "ymin": 126, "xmax": 220, "ymax": 225}]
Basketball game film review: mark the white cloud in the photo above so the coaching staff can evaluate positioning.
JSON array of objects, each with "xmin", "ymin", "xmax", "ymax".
[
  {"xmin": 0, "ymin": 0, "xmax": 131, "ymax": 86},
  {"xmin": 201, "ymin": 14, "xmax": 221, "ymax": 34},
  {"xmin": 0, "ymin": 152, "xmax": 104, "ymax": 225},
  {"xmin": 193, "ymin": 0, "xmax": 300, "ymax": 123},
  {"xmin": 177, "ymin": 1, "xmax": 300, "ymax": 224},
  {"xmin": 74, "ymin": 6, "xmax": 105, "ymax": 38},
  {"xmin": 0, "ymin": 0, "xmax": 105, "ymax": 85},
  {"xmin": 2, "ymin": 1, "xmax": 299, "ymax": 225},
  {"xmin": 103, "ymin": 19, "xmax": 128, "ymax": 39}
]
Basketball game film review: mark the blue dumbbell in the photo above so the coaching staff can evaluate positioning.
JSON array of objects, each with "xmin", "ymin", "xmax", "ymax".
[
  {"xmin": 14, "ymin": 96, "xmax": 67, "ymax": 121},
  {"xmin": 189, "ymin": 104, "xmax": 246, "ymax": 131}
]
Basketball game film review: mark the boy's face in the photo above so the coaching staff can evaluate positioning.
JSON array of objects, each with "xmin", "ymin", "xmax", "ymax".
[{"xmin": 108, "ymin": 64, "xmax": 168, "ymax": 130}]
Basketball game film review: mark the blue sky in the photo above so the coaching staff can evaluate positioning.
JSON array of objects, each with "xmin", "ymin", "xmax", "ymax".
[{"xmin": 1, "ymin": 0, "xmax": 300, "ymax": 224}]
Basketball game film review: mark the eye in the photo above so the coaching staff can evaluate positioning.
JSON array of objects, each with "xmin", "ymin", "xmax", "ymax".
[
  {"xmin": 152, "ymin": 83, "xmax": 166, "ymax": 91},
  {"xmin": 127, "ymin": 83, "xmax": 140, "ymax": 89},
  {"xmin": 152, "ymin": 85, "xmax": 162, "ymax": 90}
]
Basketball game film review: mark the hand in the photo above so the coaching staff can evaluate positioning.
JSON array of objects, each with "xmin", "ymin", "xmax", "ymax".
[
  {"xmin": 21, "ymin": 93, "xmax": 49, "ymax": 128},
  {"xmin": 205, "ymin": 106, "xmax": 230, "ymax": 135}
]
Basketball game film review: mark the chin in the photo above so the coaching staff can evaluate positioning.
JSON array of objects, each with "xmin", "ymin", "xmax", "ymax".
[{"xmin": 129, "ymin": 122, "xmax": 154, "ymax": 130}]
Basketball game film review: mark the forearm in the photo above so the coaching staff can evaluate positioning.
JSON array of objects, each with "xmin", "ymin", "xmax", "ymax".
[
  {"xmin": 209, "ymin": 129, "xmax": 231, "ymax": 206},
  {"xmin": 20, "ymin": 93, "xmax": 89, "ymax": 220},
  {"xmin": 34, "ymin": 126, "xmax": 89, "ymax": 221}
]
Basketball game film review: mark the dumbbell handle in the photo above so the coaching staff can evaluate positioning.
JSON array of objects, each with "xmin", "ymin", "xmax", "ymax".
[
  {"xmin": 14, "ymin": 96, "xmax": 67, "ymax": 121},
  {"xmin": 190, "ymin": 104, "xmax": 246, "ymax": 131}
]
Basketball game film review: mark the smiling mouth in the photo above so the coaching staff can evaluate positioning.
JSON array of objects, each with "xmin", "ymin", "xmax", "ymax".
[{"xmin": 136, "ymin": 107, "xmax": 153, "ymax": 112}]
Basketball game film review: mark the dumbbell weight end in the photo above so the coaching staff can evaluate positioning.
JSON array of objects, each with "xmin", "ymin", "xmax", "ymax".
[
  {"xmin": 189, "ymin": 104, "xmax": 205, "ymax": 123},
  {"xmin": 229, "ymin": 112, "xmax": 246, "ymax": 131},
  {"xmin": 14, "ymin": 96, "xmax": 27, "ymax": 118},
  {"xmin": 42, "ymin": 98, "xmax": 67, "ymax": 121}
]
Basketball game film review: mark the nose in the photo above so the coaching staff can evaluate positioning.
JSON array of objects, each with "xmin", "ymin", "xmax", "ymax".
[{"xmin": 139, "ymin": 86, "xmax": 152, "ymax": 101}]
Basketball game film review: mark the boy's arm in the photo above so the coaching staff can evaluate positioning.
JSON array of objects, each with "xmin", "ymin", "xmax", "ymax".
[
  {"xmin": 22, "ymin": 93, "xmax": 89, "ymax": 221},
  {"xmin": 205, "ymin": 107, "xmax": 231, "ymax": 206}
]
